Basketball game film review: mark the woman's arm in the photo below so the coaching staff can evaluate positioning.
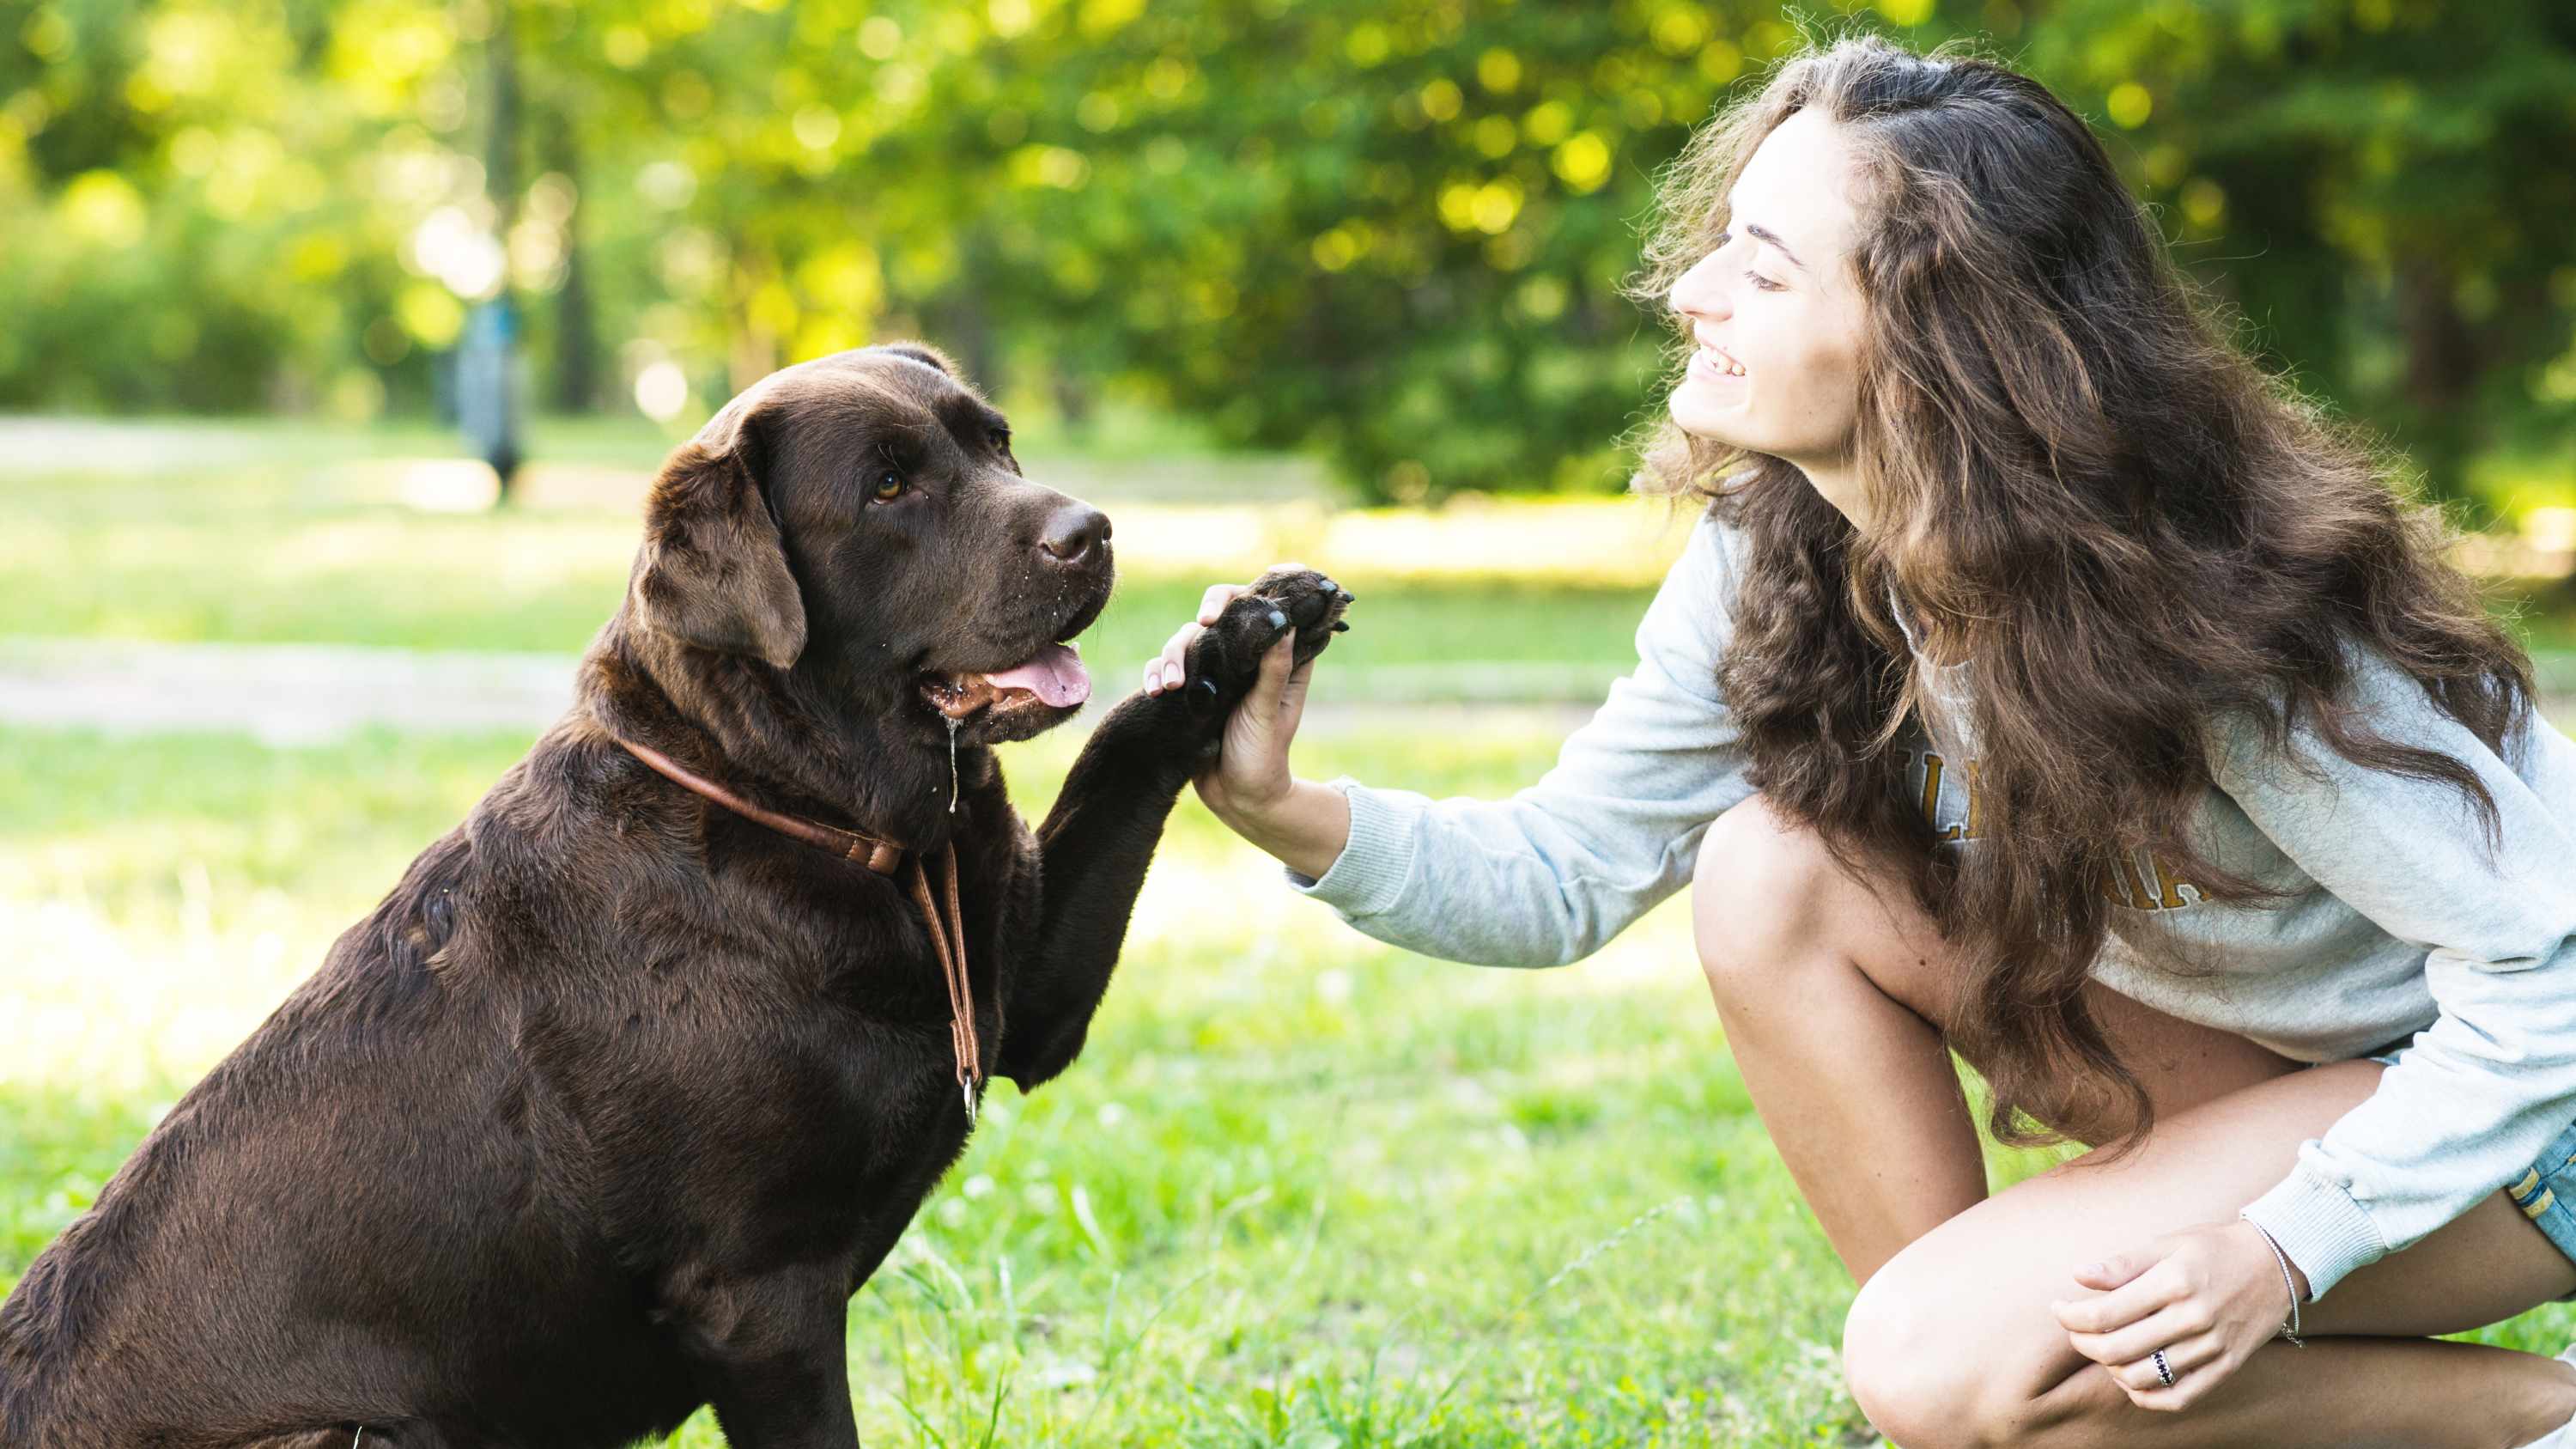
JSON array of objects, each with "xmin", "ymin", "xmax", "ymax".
[
  {"xmin": 1148, "ymin": 511, "xmax": 1759, "ymax": 968},
  {"xmin": 2219, "ymin": 652, "xmax": 2576, "ymax": 1303}
]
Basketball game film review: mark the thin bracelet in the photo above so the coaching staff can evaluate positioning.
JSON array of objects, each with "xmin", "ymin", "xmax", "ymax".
[{"xmin": 2240, "ymin": 1215, "xmax": 2306, "ymax": 1347}]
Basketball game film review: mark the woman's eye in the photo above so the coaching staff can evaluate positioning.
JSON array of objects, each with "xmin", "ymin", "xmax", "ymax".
[
  {"xmin": 1745, "ymin": 271, "xmax": 1785, "ymax": 293},
  {"xmin": 872, "ymin": 470, "xmax": 907, "ymax": 502}
]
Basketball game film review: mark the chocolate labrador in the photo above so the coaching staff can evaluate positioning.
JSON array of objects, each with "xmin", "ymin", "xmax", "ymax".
[{"xmin": 0, "ymin": 343, "xmax": 1350, "ymax": 1448}]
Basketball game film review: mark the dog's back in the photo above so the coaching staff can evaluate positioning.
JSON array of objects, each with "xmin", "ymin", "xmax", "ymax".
[{"xmin": 1, "ymin": 758, "xmax": 713, "ymax": 1449}]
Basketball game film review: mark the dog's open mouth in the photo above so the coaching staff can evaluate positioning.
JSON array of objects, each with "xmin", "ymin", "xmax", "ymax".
[{"xmin": 920, "ymin": 642, "xmax": 1092, "ymax": 720}]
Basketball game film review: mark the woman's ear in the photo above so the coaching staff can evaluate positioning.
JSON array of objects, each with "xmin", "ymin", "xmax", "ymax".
[{"xmin": 628, "ymin": 423, "xmax": 808, "ymax": 671}]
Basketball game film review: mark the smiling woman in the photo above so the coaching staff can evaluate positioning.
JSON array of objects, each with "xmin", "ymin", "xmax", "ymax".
[
  {"xmin": 1662, "ymin": 110, "xmax": 1870, "ymax": 525},
  {"xmin": 1150, "ymin": 31, "xmax": 2576, "ymax": 1449}
]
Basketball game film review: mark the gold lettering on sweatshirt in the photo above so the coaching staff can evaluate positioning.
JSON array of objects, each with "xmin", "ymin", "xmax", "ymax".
[
  {"xmin": 2148, "ymin": 852, "xmax": 2196, "ymax": 910},
  {"xmin": 1907, "ymin": 752, "xmax": 2199, "ymax": 911},
  {"xmin": 1919, "ymin": 752, "xmax": 1956, "ymax": 840}
]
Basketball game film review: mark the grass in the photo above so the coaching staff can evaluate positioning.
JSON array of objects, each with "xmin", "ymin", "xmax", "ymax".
[
  {"xmin": 7, "ymin": 413, "xmax": 2570, "ymax": 703},
  {"xmin": 2, "ymin": 412, "xmax": 1670, "ymax": 703}
]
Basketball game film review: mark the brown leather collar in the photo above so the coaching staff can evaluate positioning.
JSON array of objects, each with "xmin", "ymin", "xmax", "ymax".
[
  {"xmin": 612, "ymin": 734, "xmax": 984, "ymax": 1121},
  {"xmin": 620, "ymin": 739, "xmax": 906, "ymax": 875}
]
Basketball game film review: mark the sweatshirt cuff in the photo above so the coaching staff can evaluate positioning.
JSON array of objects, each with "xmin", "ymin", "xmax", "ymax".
[
  {"xmin": 2239, "ymin": 1160, "xmax": 2390, "ymax": 1303},
  {"xmin": 1285, "ymin": 778, "xmax": 1417, "ymax": 919}
]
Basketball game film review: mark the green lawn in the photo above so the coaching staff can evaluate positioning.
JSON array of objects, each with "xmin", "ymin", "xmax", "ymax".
[
  {"xmin": 8, "ymin": 414, "xmax": 2569, "ymax": 699},
  {"xmin": 1, "ymin": 414, "xmax": 1667, "ymax": 702}
]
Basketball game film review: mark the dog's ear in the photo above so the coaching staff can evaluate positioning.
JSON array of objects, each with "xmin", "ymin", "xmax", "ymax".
[{"xmin": 629, "ymin": 422, "xmax": 807, "ymax": 671}]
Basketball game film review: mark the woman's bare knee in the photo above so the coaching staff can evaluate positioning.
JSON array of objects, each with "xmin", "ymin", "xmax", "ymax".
[
  {"xmin": 1692, "ymin": 796, "xmax": 1843, "ymax": 1001},
  {"xmin": 1844, "ymin": 1248, "xmax": 2105, "ymax": 1449},
  {"xmin": 1692, "ymin": 795, "xmax": 1953, "ymax": 1020},
  {"xmin": 1843, "ymin": 1264, "xmax": 2020, "ymax": 1449}
]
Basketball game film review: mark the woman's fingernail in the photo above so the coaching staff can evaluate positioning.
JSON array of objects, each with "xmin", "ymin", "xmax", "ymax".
[{"xmin": 2081, "ymin": 1263, "xmax": 2105, "ymax": 1278}]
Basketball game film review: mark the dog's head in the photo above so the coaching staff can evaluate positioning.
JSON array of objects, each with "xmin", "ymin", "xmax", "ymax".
[{"xmin": 628, "ymin": 343, "xmax": 1111, "ymax": 746}]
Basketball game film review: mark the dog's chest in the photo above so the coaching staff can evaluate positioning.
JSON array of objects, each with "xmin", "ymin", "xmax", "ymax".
[{"xmin": 755, "ymin": 831, "xmax": 1035, "ymax": 1084}]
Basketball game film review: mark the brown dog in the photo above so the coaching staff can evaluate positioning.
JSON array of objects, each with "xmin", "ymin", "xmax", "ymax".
[{"xmin": 0, "ymin": 344, "xmax": 1350, "ymax": 1448}]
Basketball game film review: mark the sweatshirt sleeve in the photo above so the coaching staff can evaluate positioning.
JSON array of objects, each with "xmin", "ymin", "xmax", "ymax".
[
  {"xmin": 1285, "ymin": 508, "xmax": 1759, "ymax": 968},
  {"xmin": 2225, "ymin": 649, "xmax": 2576, "ymax": 1301}
]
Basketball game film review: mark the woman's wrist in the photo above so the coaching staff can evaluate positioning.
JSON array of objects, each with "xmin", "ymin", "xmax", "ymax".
[{"xmin": 1207, "ymin": 775, "xmax": 1351, "ymax": 881}]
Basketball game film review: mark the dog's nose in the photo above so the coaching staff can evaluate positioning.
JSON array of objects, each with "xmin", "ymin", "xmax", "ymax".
[{"xmin": 1038, "ymin": 502, "xmax": 1111, "ymax": 566}]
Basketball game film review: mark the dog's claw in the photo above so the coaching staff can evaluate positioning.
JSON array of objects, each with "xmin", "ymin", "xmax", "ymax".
[
  {"xmin": 1330, "ymin": 621, "xmax": 1349, "ymax": 633},
  {"xmin": 1187, "ymin": 677, "xmax": 1221, "ymax": 717},
  {"xmin": 1267, "ymin": 609, "xmax": 1287, "ymax": 632},
  {"xmin": 1335, "ymin": 589, "xmax": 1355, "ymax": 606}
]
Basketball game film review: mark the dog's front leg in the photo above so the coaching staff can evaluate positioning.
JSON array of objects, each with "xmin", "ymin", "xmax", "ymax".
[
  {"xmin": 997, "ymin": 568, "xmax": 1350, "ymax": 1091},
  {"xmin": 671, "ymin": 1266, "xmax": 861, "ymax": 1449}
]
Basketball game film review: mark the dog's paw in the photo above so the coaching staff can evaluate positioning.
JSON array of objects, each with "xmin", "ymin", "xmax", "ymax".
[{"xmin": 1178, "ymin": 565, "xmax": 1354, "ymax": 721}]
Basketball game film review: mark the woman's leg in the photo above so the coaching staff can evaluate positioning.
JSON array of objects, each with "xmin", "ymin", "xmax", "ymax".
[
  {"xmin": 1691, "ymin": 795, "xmax": 2303, "ymax": 1282},
  {"xmin": 1689, "ymin": 795, "xmax": 2576, "ymax": 1447},
  {"xmin": 1843, "ymin": 1060, "xmax": 2576, "ymax": 1448}
]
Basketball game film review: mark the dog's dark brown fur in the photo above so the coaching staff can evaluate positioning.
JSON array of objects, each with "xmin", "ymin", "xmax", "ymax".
[{"xmin": 0, "ymin": 344, "xmax": 1347, "ymax": 1448}]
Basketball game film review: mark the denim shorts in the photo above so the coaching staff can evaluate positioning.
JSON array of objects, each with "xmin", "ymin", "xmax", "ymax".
[{"xmin": 2360, "ymin": 1044, "xmax": 2576, "ymax": 1290}]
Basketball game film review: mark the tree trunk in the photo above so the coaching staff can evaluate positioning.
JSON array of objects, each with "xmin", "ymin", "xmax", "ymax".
[
  {"xmin": 546, "ymin": 109, "xmax": 598, "ymax": 413},
  {"xmin": 2395, "ymin": 258, "xmax": 2478, "ymax": 502}
]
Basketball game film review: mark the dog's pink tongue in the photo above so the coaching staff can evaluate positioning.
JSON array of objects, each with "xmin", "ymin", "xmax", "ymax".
[{"xmin": 981, "ymin": 643, "xmax": 1091, "ymax": 707}]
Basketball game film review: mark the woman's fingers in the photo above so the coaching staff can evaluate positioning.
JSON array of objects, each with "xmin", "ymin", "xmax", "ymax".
[
  {"xmin": 2051, "ymin": 1262, "xmax": 2181, "ymax": 1336},
  {"xmin": 1277, "ymin": 654, "xmax": 1316, "ymax": 736},
  {"xmin": 1218, "ymin": 636, "xmax": 1299, "ymax": 776},
  {"xmin": 1245, "ymin": 632, "xmax": 1296, "ymax": 724},
  {"xmin": 1197, "ymin": 584, "xmax": 1246, "ymax": 626},
  {"xmin": 1145, "ymin": 586, "xmax": 1255, "ymax": 697},
  {"xmin": 1144, "ymin": 622, "xmax": 1205, "ymax": 696},
  {"xmin": 2108, "ymin": 1330, "xmax": 2227, "ymax": 1405},
  {"xmin": 2063, "ymin": 1302, "xmax": 2214, "ymax": 1368}
]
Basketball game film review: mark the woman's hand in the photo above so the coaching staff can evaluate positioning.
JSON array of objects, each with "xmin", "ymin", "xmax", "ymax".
[
  {"xmin": 2050, "ymin": 1220, "xmax": 2306, "ymax": 1412},
  {"xmin": 1143, "ymin": 580, "xmax": 1352, "ymax": 880},
  {"xmin": 1143, "ymin": 583, "xmax": 1307, "ymax": 815}
]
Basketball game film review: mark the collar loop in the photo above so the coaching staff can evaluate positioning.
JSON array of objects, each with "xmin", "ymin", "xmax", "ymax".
[{"xmin": 612, "ymin": 734, "xmax": 982, "ymax": 1114}]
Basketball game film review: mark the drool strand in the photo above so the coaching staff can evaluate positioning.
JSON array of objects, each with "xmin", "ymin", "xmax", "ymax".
[{"xmin": 946, "ymin": 715, "xmax": 961, "ymax": 813}]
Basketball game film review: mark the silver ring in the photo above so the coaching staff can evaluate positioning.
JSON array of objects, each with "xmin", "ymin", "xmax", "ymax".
[{"xmin": 2152, "ymin": 1349, "xmax": 2177, "ymax": 1388}]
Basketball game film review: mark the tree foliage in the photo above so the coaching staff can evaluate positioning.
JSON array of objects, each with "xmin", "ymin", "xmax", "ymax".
[{"xmin": 7, "ymin": 0, "xmax": 2572, "ymax": 502}]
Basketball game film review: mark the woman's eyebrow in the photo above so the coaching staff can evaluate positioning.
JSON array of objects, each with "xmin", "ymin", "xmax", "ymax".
[
  {"xmin": 1743, "ymin": 222, "xmax": 1807, "ymax": 271},
  {"xmin": 1723, "ymin": 190, "xmax": 1808, "ymax": 271}
]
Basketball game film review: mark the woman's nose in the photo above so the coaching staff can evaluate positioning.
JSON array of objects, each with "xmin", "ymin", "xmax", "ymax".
[{"xmin": 1668, "ymin": 250, "xmax": 1730, "ymax": 322}]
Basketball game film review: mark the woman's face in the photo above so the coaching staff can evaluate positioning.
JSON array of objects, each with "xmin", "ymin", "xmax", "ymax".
[{"xmin": 1666, "ymin": 109, "xmax": 1873, "ymax": 512}]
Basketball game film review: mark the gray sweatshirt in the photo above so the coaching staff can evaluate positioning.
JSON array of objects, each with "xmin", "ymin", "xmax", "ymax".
[{"xmin": 1290, "ymin": 508, "xmax": 2576, "ymax": 1302}]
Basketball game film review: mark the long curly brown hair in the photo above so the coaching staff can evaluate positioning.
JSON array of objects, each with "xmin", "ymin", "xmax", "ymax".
[{"xmin": 1630, "ymin": 34, "xmax": 2537, "ymax": 1150}]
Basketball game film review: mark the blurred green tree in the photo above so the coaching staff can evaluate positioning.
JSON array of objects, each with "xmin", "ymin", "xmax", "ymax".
[{"xmin": 6, "ymin": 0, "xmax": 2571, "ymax": 505}]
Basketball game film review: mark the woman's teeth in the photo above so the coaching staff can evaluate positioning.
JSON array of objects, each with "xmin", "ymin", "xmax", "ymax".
[{"xmin": 1702, "ymin": 347, "xmax": 1745, "ymax": 377}]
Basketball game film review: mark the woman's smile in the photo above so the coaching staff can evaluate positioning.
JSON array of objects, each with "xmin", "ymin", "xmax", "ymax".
[{"xmin": 1688, "ymin": 342, "xmax": 1748, "ymax": 384}]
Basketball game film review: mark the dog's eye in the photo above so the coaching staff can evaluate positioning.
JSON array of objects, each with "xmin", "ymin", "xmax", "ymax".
[
  {"xmin": 871, "ymin": 470, "xmax": 908, "ymax": 503},
  {"xmin": 989, "ymin": 428, "xmax": 1012, "ymax": 451}
]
